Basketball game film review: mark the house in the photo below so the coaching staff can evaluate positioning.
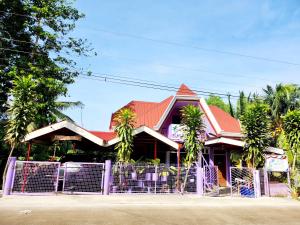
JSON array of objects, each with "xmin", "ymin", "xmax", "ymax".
[{"xmin": 24, "ymin": 84, "xmax": 245, "ymax": 186}]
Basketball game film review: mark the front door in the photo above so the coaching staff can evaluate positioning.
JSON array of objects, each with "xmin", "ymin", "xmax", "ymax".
[{"xmin": 214, "ymin": 154, "xmax": 227, "ymax": 186}]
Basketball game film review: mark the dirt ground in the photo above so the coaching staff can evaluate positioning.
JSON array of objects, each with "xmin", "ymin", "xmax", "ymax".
[{"xmin": 0, "ymin": 195, "xmax": 300, "ymax": 225}]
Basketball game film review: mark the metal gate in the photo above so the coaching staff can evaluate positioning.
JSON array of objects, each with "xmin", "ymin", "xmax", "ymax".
[
  {"xmin": 110, "ymin": 163, "xmax": 197, "ymax": 194},
  {"xmin": 62, "ymin": 162, "xmax": 105, "ymax": 194},
  {"xmin": 203, "ymin": 166, "xmax": 219, "ymax": 196},
  {"xmin": 230, "ymin": 167, "xmax": 256, "ymax": 198},
  {"xmin": 12, "ymin": 161, "xmax": 60, "ymax": 194},
  {"xmin": 266, "ymin": 171, "xmax": 291, "ymax": 197}
]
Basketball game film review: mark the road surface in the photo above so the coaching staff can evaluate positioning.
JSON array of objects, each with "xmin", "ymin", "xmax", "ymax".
[{"xmin": 0, "ymin": 195, "xmax": 299, "ymax": 225}]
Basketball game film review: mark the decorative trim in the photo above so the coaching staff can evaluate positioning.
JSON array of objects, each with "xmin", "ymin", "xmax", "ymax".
[
  {"xmin": 219, "ymin": 131, "xmax": 244, "ymax": 138},
  {"xmin": 199, "ymin": 98, "xmax": 222, "ymax": 134},
  {"xmin": 205, "ymin": 137, "xmax": 245, "ymax": 147},
  {"xmin": 154, "ymin": 96, "xmax": 201, "ymax": 131},
  {"xmin": 24, "ymin": 121, "xmax": 105, "ymax": 146},
  {"xmin": 106, "ymin": 126, "xmax": 179, "ymax": 149}
]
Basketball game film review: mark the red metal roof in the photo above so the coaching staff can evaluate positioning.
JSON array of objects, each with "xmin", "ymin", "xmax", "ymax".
[
  {"xmin": 107, "ymin": 84, "xmax": 241, "ymax": 135},
  {"xmin": 89, "ymin": 131, "xmax": 116, "ymax": 141},
  {"xmin": 209, "ymin": 105, "xmax": 241, "ymax": 133},
  {"xmin": 109, "ymin": 96, "xmax": 173, "ymax": 129},
  {"xmin": 176, "ymin": 84, "xmax": 197, "ymax": 96}
]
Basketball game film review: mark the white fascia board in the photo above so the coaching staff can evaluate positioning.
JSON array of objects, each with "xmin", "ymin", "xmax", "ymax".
[
  {"xmin": 205, "ymin": 137, "xmax": 245, "ymax": 147},
  {"xmin": 199, "ymin": 98, "xmax": 222, "ymax": 134},
  {"xmin": 220, "ymin": 131, "xmax": 244, "ymax": 138},
  {"xmin": 24, "ymin": 121, "xmax": 104, "ymax": 146},
  {"xmin": 154, "ymin": 96, "xmax": 200, "ymax": 131},
  {"xmin": 106, "ymin": 126, "xmax": 179, "ymax": 149}
]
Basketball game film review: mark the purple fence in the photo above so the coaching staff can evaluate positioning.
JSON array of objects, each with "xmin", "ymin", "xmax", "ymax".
[
  {"xmin": 203, "ymin": 166, "xmax": 219, "ymax": 196},
  {"xmin": 110, "ymin": 163, "xmax": 197, "ymax": 194},
  {"xmin": 11, "ymin": 161, "xmax": 60, "ymax": 195},
  {"xmin": 62, "ymin": 162, "xmax": 105, "ymax": 194}
]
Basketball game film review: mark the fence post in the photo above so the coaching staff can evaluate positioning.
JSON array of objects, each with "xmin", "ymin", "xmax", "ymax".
[
  {"xmin": 264, "ymin": 169, "xmax": 270, "ymax": 197},
  {"xmin": 3, "ymin": 157, "xmax": 16, "ymax": 196},
  {"xmin": 253, "ymin": 169, "xmax": 261, "ymax": 198},
  {"xmin": 103, "ymin": 160, "xmax": 111, "ymax": 195},
  {"xmin": 196, "ymin": 164, "xmax": 203, "ymax": 196}
]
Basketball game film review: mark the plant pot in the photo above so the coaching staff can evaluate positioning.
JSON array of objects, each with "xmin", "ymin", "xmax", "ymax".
[
  {"xmin": 146, "ymin": 173, "xmax": 152, "ymax": 181},
  {"xmin": 112, "ymin": 186, "xmax": 118, "ymax": 193},
  {"xmin": 131, "ymin": 172, "xmax": 137, "ymax": 180},
  {"xmin": 161, "ymin": 176, "xmax": 168, "ymax": 182},
  {"xmin": 138, "ymin": 180, "xmax": 144, "ymax": 188},
  {"xmin": 152, "ymin": 173, "xmax": 158, "ymax": 181}
]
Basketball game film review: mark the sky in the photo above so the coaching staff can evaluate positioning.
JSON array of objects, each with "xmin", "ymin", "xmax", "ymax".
[{"xmin": 60, "ymin": 0, "xmax": 300, "ymax": 131}]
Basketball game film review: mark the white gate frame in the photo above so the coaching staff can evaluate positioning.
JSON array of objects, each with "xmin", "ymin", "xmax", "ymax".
[
  {"xmin": 62, "ymin": 162, "xmax": 105, "ymax": 195},
  {"xmin": 11, "ymin": 161, "xmax": 61, "ymax": 195}
]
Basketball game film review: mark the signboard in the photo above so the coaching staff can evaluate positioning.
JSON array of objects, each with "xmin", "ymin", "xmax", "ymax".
[
  {"xmin": 265, "ymin": 155, "xmax": 289, "ymax": 172},
  {"xmin": 167, "ymin": 124, "xmax": 207, "ymax": 142},
  {"xmin": 168, "ymin": 124, "xmax": 184, "ymax": 142}
]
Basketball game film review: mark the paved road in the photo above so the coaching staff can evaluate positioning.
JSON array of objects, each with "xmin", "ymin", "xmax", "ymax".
[{"xmin": 0, "ymin": 195, "xmax": 299, "ymax": 225}]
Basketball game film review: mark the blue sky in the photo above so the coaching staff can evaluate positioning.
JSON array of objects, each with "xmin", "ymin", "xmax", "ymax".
[{"xmin": 61, "ymin": 0, "xmax": 300, "ymax": 131}]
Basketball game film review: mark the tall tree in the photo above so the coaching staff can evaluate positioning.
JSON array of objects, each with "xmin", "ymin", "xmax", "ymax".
[
  {"xmin": 180, "ymin": 104, "xmax": 205, "ymax": 192},
  {"xmin": 0, "ymin": 0, "xmax": 93, "ymax": 125},
  {"xmin": 206, "ymin": 95, "xmax": 230, "ymax": 113},
  {"xmin": 240, "ymin": 101, "xmax": 271, "ymax": 168},
  {"xmin": 283, "ymin": 110, "xmax": 300, "ymax": 172},
  {"xmin": 236, "ymin": 91, "xmax": 249, "ymax": 119},
  {"xmin": 263, "ymin": 84, "xmax": 300, "ymax": 144},
  {"xmin": 113, "ymin": 108, "xmax": 136, "ymax": 163},
  {"xmin": 2, "ymin": 75, "xmax": 38, "ymax": 192}
]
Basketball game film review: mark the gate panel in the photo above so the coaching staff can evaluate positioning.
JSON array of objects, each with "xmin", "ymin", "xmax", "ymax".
[
  {"xmin": 110, "ymin": 164, "xmax": 197, "ymax": 194},
  {"xmin": 62, "ymin": 162, "xmax": 105, "ymax": 194},
  {"xmin": 12, "ymin": 161, "xmax": 60, "ymax": 194},
  {"xmin": 230, "ymin": 167, "xmax": 255, "ymax": 198},
  {"xmin": 267, "ymin": 171, "xmax": 291, "ymax": 197},
  {"xmin": 203, "ymin": 166, "xmax": 219, "ymax": 196}
]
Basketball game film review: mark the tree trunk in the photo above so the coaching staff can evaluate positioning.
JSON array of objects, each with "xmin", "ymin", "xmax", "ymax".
[
  {"xmin": 292, "ymin": 151, "xmax": 297, "ymax": 172},
  {"xmin": 182, "ymin": 163, "xmax": 191, "ymax": 194},
  {"xmin": 1, "ymin": 144, "xmax": 15, "ymax": 197}
]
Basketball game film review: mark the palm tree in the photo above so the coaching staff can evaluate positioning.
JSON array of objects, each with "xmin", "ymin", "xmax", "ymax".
[
  {"xmin": 180, "ymin": 104, "xmax": 205, "ymax": 192},
  {"xmin": 52, "ymin": 101, "xmax": 84, "ymax": 122},
  {"xmin": 263, "ymin": 84, "xmax": 300, "ymax": 143},
  {"xmin": 113, "ymin": 107, "xmax": 136, "ymax": 163}
]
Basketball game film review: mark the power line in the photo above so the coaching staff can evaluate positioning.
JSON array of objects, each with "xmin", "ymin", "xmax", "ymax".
[
  {"xmin": 1, "ymin": 10, "xmax": 299, "ymax": 66},
  {"xmin": 101, "ymin": 53, "xmax": 284, "ymax": 84},
  {"xmin": 0, "ymin": 10, "xmax": 35, "ymax": 19},
  {"xmin": 79, "ymin": 73, "xmax": 242, "ymax": 98},
  {"xmin": 78, "ymin": 75, "xmax": 218, "ymax": 98},
  {"xmin": 0, "ymin": 59, "xmax": 257, "ymax": 92},
  {"xmin": 85, "ymin": 27, "xmax": 300, "ymax": 67},
  {"xmin": 0, "ymin": 36, "xmax": 33, "ymax": 45},
  {"xmin": 0, "ymin": 47, "xmax": 47, "ymax": 56}
]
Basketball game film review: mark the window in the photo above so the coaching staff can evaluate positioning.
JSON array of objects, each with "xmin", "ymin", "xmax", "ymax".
[{"xmin": 172, "ymin": 115, "xmax": 181, "ymax": 124}]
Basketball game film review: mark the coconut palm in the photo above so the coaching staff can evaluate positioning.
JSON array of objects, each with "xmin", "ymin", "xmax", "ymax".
[
  {"xmin": 180, "ymin": 104, "xmax": 205, "ymax": 192},
  {"xmin": 263, "ymin": 84, "xmax": 300, "ymax": 141}
]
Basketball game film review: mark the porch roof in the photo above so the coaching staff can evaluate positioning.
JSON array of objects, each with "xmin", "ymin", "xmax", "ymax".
[
  {"xmin": 24, "ymin": 121, "xmax": 179, "ymax": 150},
  {"xmin": 205, "ymin": 137, "xmax": 245, "ymax": 147},
  {"xmin": 106, "ymin": 126, "xmax": 179, "ymax": 149},
  {"xmin": 24, "ymin": 120, "xmax": 105, "ymax": 146}
]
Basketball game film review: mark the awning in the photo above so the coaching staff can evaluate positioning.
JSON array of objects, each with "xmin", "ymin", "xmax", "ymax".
[{"xmin": 205, "ymin": 137, "xmax": 245, "ymax": 147}]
